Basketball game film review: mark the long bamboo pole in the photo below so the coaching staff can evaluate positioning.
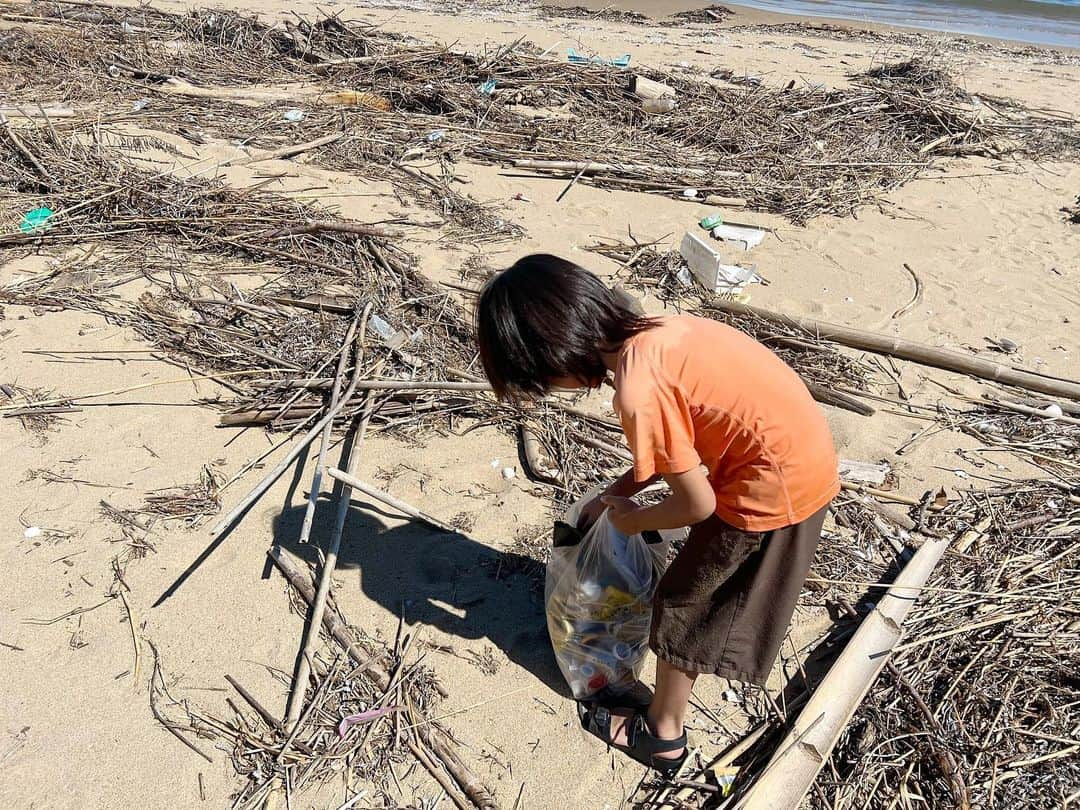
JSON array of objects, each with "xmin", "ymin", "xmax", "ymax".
[
  {"xmin": 735, "ymin": 529, "xmax": 956, "ymax": 808},
  {"xmin": 512, "ymin": 158, "xmax": 740, "ymax": 178},
  {"xmin": 708, "ymin": 300, "xmax": 1080, "ymax": 400},
  {"xmin": 282, "ymin": 316, "xmax": 370, "ymax": 730}
]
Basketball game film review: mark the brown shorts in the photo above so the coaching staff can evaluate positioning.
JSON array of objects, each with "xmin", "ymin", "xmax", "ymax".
[{"xmin": 649, "ymin": 506, "xmax": 827, "ymax": 686}]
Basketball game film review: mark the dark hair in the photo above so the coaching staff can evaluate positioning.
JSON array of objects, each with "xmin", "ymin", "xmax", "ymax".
[{"xmin": 475, "ymin": 254, "xmax": 657, "ymax": 400}]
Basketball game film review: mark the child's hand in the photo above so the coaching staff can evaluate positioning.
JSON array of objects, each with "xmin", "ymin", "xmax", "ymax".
[{"xmin": 601, "ymin": 495, "xmax": 643, "ymax": 535}]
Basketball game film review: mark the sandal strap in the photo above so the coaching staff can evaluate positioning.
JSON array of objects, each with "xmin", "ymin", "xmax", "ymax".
[
  {"xmin": 629, "ymin": 713, "xmax": 687, "ymax": 754},
  {"xmin": 591, "ymin": 705, "xmax": 613, "ymax": 741}
]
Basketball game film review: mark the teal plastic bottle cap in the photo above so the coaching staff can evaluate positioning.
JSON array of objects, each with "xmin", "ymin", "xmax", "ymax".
[{"xmin": 19, "ymin": 207, "xmax": 54, "ymax": 234}]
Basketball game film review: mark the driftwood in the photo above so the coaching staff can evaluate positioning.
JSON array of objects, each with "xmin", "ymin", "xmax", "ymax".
[
  {"xmin": 512, "ymin": 158, "xmax": 740, "ymax": 178},
  {"xmin": 737, "ymin": 530, "xmax": 955, "ymax": 808},
  {"xmin": 266, "ymin": 220, "xmax": 399, "ymax": 239},
  {"xmin": 236, "ymin": 132, "xmax": 345, "ymax": 166},
  {"xmin": 710, "ymin": 300, "xmax": 1080, "ymax": 400},
  {"xmin": 891, "ymin": 262, "xmax": 923, "ymax": 319},
  {"xmin": 325, "ymin": 467, "xmax": 458, "ymax": 533},
  {"xmin": 521, "ymin": 424, "xmax": 562, "ymax": 485},
  {"xmin": 266, "ymin": 546, "xmax": 496, "ymax": 809},
  {"xmin": 803, "ymin": 382, "xmax": 874, "ymax": 416}
]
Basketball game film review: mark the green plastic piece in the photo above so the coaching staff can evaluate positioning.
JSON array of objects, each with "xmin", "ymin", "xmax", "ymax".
[
  {"xmin": 19, "ymin": 207, "xmax": 54, "ymax": 234},
  {"xmin": 699, "ymin": 214, "xmax": 723, "ymax": 230}
]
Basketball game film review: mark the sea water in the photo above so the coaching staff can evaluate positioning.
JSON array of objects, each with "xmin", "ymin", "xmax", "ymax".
[{"xmin": 727, "ymin": 0, "xmax": 1080, "ymax": 49}]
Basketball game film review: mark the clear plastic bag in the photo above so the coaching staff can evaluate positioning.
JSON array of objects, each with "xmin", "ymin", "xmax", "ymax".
[{"xmin": 545, "ymin": 485, "xmax": 678, "ymax": 701}]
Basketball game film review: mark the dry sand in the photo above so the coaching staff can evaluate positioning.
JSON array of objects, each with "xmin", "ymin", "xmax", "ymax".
[{"xmin": 1, "ymin": 1, "xmax": 1078, "ymax": 808}]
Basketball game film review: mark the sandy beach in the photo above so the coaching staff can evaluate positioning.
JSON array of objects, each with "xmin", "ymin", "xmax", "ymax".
[{"xmin": 1, "ymin": 1, "xmax": 1078, "ymax": 808}]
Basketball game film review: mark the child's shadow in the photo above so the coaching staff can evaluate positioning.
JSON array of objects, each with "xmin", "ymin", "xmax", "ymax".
[{"xmin": 272, "ymin": 496, "xmax": 569, "ymax": 698}]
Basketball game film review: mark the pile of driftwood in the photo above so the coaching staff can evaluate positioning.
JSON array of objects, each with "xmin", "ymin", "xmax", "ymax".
[
  {"xmin": 3, "ymin": 3, "xmax": 1079, "ymax": 223},
  {"xmin": 160, "ymin": 546, "xmax": 497, "ymax": 810},
  {"xmin": 807, "ymin": 481, "xmax": 1079, "ymax": 809}
]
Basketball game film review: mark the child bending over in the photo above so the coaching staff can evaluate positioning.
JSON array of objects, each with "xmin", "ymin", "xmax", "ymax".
[{"xmin": 475, "ymin": 254, "xmax": 838, "ymax": 772}]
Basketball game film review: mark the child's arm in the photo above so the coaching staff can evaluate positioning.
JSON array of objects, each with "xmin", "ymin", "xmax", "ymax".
[{"xmin": 602, "ymin": 467, "xmax": 715, "ymax": 534}]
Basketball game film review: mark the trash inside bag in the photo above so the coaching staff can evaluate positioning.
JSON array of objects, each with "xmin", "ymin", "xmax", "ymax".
[{"xmin": 545, "ymin": 485, "xmax": 678, "ymax": 701}]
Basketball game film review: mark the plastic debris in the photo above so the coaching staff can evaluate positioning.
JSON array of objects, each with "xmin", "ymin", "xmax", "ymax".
[
  {"xmin": 131, "ymin": 98, "xmax": 151, "ymax": 111},
  {"xmin": 711, "ymin": 222, "xmax": 766, "ymax": 251},
  {"xmin": 478, "ymin": 79, "xmax": 497, "ymax": 95},
  {"xmin": 679, "ymin": 231, "xmax": 761, "ymax": 294},
  {"xmin": 567, "ymin": 48, "xmax": 631, "ymax": 68},
  {"xmin": 501, "ymin": 466, "xmax": 517, "ymax": 480},
  {"xmin": 699, "ymin": 214, "xmax": 724, "ymax": 230},
  {"xmin": 682, "ymin": 188, "xmax": 699, "ymax": 199},
  {"xmin": 1043, "ymin": 404, "xmax": 1064, "ymax": 418},
  {"xmin": 282, "ymin": 109, "xmax": 305, "ymax": 122},
  {"xmin": 838, "ymin": 459, "xmax": 890, "ymax": 487},
  {"xmin": 714, "ymin": 766, "xmax": 740, "ymax": 797},
  {"xmin": 629, "ymin": 75, "xmax": 675, "ymax": 100},
  {"xmin": 642, "ymin": 97, "xmax": 676, "ymax": 114},
  {"xmin": 368, "ymin": 313, "xmax": 406, "ymax": 350},
  {"xmin": 425, "ymin": 129, "xmax": 446, "ymax": 142},
  {"xmin": 23, "ymin": 526, "xmax": 42, "ymax": 540},
  {"xmin": 19, "ymin": 207, "xmax": 54, "ymax": 234}
]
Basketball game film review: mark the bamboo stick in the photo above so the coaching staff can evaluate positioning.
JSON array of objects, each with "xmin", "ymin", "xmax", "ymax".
[
  {"xmin": 708, "ymin": 300, "xmax": 1080, "ymax": 400},
  {"xmin": 512, "ymin": 158, "xmax": 740, "ymax": 178},
  {"xmin": 283, "ymin": 311, "xmax": 367, "ymax": 730},
  {"xmin": 735, "ymin": 528, "xmax": 957, "ymax": 809},
  {"xmin": 255, "ymin": 379, "xmax": 492, "ymax": 392},
  {"xmin": 324, "ymin": 467, "xmax": 457, "ymax": 533},
  {"xmin": 208, "ymin": 315, "xmax": 366, "ymax": 537}
]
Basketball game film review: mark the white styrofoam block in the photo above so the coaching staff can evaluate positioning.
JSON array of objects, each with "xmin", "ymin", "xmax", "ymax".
[{"xmin": 679, "ymin": 231, "xmax": 758, "ymax": 293}]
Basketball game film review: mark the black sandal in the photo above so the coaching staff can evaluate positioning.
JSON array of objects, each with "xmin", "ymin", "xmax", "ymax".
[{"xmin": 578, "ymin": 703, "xmax": 688, "ymax": 773}]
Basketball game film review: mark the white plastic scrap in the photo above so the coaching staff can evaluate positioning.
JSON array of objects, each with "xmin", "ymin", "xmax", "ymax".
[
  {"xmin": 23, "ymin": 526, "xmax": 42, "ymax": 540},
  {"xmin": 837, "ymin": 459, "xmax": 890, "ymax": 487},
  {"xmin": 501, "ymin": 467, "xmax": 517, "ymax": 480},
  {"xmin": 710, "ymin": 223, "xmax": 766, "ymax": 251},
  {"xmin": 282, "ymin": 109, "xmax": 306, "ymax": 122}
]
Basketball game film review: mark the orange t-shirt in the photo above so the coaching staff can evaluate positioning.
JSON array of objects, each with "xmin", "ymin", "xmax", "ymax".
[{"xmin": 613, "ymin": 315, "xmax": 839, "ymax": 532}]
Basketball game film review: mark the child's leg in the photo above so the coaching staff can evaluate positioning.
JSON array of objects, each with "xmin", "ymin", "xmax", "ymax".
[
  {"xmin": 598, "ymin": 659, "xmax": 694, "ymax": 758},
  {"xmin": 647, "ymin": 658, "xmax": 696, "ymax": 754}
]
